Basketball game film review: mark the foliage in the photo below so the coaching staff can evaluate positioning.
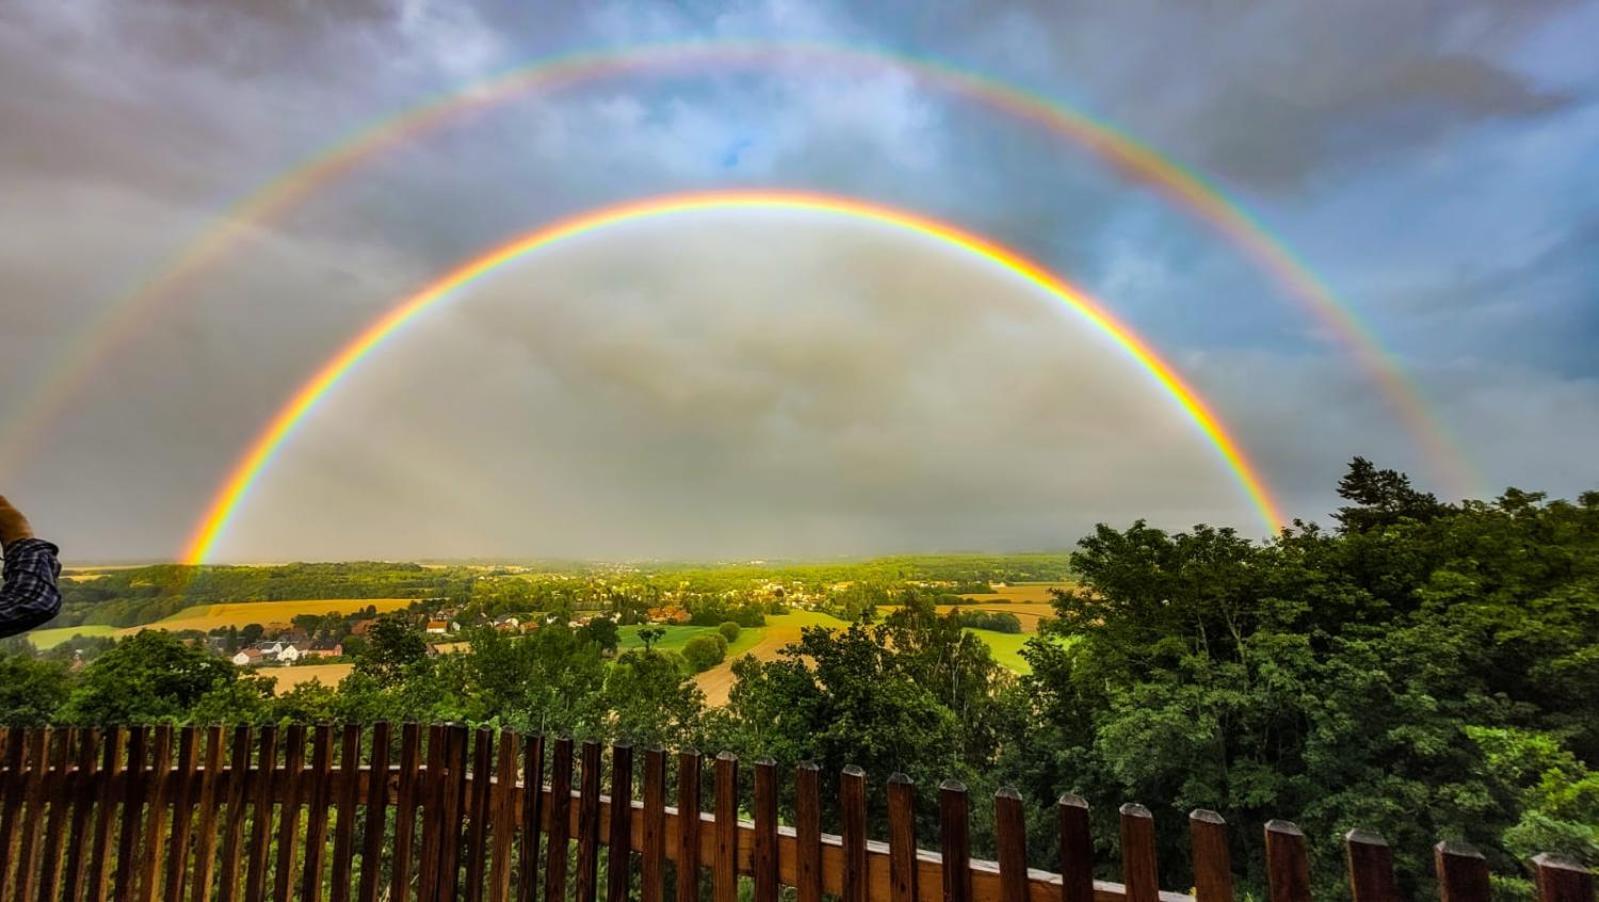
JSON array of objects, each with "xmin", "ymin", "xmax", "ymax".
[
  {"xmin": 0, "ymin": 655, "xmax": 71, "ymax": 725},
  {"xmin": 681, "ymin": 634, "xmax": 729, "ymax": 673},
  {"xmin": 718, "ymin": 621, "xmax": 741, "ymax": 643}
]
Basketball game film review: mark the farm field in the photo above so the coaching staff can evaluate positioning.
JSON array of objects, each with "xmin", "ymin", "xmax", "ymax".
[
  {"xmin": 26, "ymin": 598, "xmax": 415, "ymax": 649},
  {"xmin": 267, "ymin": 663, "xmax": 354, "ymax": 694},
  {"xmin": 146, "ymin": 598, "xmax": 414, "ymax": 632},
  {"xmin": 25, "ymin": 624, "xmax": 120, "ymax": 650}
]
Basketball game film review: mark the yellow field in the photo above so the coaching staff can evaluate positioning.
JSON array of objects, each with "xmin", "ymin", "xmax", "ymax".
[
  {"xmin": 149, "ymin": 598, "xmax": 414, "ymax": 632},
  {"xmin": 959, "ymin": 582, "xmax": 1071, "ymax": 604},
  {"xmin": 266, "ymin": 663, "xmax": 354, "ymax": 695}
]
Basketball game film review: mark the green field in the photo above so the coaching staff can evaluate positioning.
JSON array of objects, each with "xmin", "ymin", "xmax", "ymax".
[
  {"xmin": 617, "ymin": 622, "xmax": 765, "ymax": 658},
  {"xmin": 966, "ymin": 628, "xmax": 1033, "ymax": 673},
  {"xmin": 25, "ymin": 624, "xmax": 120, "ymax": 650}
]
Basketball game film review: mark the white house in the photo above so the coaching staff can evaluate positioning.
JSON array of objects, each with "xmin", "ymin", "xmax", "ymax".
[{"xmin": 277, "ymin": 644, "xmax": 302, "ymax": 664}]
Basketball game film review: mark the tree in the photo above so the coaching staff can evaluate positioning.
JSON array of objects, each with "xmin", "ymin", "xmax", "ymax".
[
  {"xmin": 1334, "ymin": 456, "xmax": 1447, "ymax": 532},
  {"xmin": 718, "ymin": 621, "xmax": 741, "ymax": 643},
  {"xmin": 578, "ymin": 617, "xmax": 620, "ymax": 655},
  {"xmin": 354, "ymin": 616, "xmax": 428, "ymax": 686},
  {"xmin": 680, "ymin": 634, "xmax": 728, "ymax": 673},
  {"xmin": 604, "ymin": 650, "xmax": 706, "ymax": 749},
  {"xmin": 637, "ymin": 626, "xmax": 666, "ymax": 651},
  {"xmin": 0, "ymin": 654, "xmax": 71, "ymax": 725},
  {"xmin": 60, "ymin": 631, "xmax": 241, "ymax": 724}
]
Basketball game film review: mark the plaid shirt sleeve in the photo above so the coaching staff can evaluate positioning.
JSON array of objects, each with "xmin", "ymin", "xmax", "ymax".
[{"xmin": 0, "ymin": 537, "xmax": 62, "ymax": 638}]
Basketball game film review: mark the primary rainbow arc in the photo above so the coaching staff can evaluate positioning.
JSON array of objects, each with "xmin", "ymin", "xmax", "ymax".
[
  {"xmin": 183, "ymin": 191, "xmax": 1285, "ymax": 564},
  {"xmin": 0, "ymin": 39, "xmax": 1474, "ymax": 496}
]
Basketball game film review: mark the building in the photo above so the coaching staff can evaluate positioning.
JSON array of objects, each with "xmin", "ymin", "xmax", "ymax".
[{"xmin": 231, "ymin": 648, "xmax": 265, "ymax": 667}]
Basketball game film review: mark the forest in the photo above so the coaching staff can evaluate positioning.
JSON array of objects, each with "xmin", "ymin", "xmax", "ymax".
[{"xmin": 2, "ymin": 459, "xmax": 1595, "ymax": 898}]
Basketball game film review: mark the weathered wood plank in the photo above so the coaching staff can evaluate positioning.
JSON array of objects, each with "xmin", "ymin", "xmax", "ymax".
[
  {"xmin": 640, "ymin": 747, "xmax": 666, "ymax": 902},
  {"xmin": 606, "ymin": 743, "xmax": 634, "ymax": 902},
  {"xmin": 358, "ymin": 721, "xmax": 392, "ymax": 902},
  {"xmin": 754, "ymin": 760, "xmax": 780, "ymax": 902},
  {"xmin": 1264, "ymin": 820, "xmax": 1311, "ymax": 902},
  {"xmin": 940, "ymin": 780, "xmax": 972, "ymax": 902}
]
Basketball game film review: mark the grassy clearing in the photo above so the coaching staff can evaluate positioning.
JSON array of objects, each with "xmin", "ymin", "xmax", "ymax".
[
  {"xmin": 967, "ymin": 629, "xmax": 1034, "ymax": 673},
  {"xmin": 617, "ymin": 623, "xmax": 765, "ymax": 659}
]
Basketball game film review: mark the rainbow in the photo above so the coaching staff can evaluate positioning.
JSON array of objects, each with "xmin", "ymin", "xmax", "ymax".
[
  {"xmin": 0, "ymin": 40, "xmax": 1474, "ymax": 495},
  {"xmin": 183, "ymin": 191, "xmax": 1285, "ymax": 563}
]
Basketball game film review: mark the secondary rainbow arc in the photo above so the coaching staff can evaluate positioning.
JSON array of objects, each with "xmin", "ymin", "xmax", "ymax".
[
  {"xmin": 0, "ymin": 40, "xmax": 1475, "ymax": 496},
  {"xmin": 182, "ymin": 191, "xmax": 1286, "ymax": 564}
]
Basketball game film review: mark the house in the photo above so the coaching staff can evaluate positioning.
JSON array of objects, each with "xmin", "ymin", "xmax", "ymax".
[
  {"xmin": 425, "ymin": 620, "xmax": 451, "ymax": 635},
  {"xmin": 492, "ymin": 616, "xmax": 521, "ymax": 633},
  {"xmin": 647, "ymin": 606, "xmax": 692, "ymax": 625},
  {"xmin": 349, "ymin": 619, "xmax": 377, "ymax": 637},
  {"xmin": 303, "ymin": 643, "xmax": 343, "ymax": 660},
  {"xmin": 277, "ymin": 644, "xmax": 302, "ymax": 664},
  {"xmin": 232, "ymin": 648, "xmax": 265, "ymax": 667}
]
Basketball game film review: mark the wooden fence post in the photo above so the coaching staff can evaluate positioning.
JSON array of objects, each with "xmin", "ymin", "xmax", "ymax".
[
  {"xmin": 640, "ymin": 747, "xmax": 666, "ymax": 902},
  {"xmin": 62, "ymin": 728, "xmax": 103, "ymax": 902},
  {"xmin": 714, "ymin": 752, "xmax": 740, "ymax": 902},
  {"xmin": 518, "ymin": 733, "xmax": 544, "ymax": 902},
  {"xmin": 1531, "ymin": 854, "xmax": 1594, "ymax": 902},
  {"xmin": 545, "ymin": 737, "xmax": 574, "ymax": 902},
  {"xmin": 996, "ymin": 787, "xmax": 1029, "ymax": 902},
  {"xmin": 841, "ymin": 766, "xmax": 869, "ymax": 902},
  {"xmin": 1059, "ymin": 794, "xmax": 1094, "ymax": 902},
  {"xmin": 215, "ymin": 725, "xmax": 251, "ymax": 902},
  {"xmin": 188, "ymin": 725, "xmax": 227, "ymax": 902},
  {"xmin": 360, "ymin": 721, "xmax": 393, "ymax": 902},
  {"xmin": 886, "ymin": 774, "xmax": 918, "ymax": 902},
  {"xmin": 1264, "ymin": 819, "xmax": 1312, "ymax": 902},
  {"xmin": 1120, "ymin": 803, "xmax": 1159, "ymax": 902},
  {"xmin": 1435, "ymin": 840, "xmax": 1491, "ymax": 902},
  {"xmin": 391, "ymin": 723, "xmax": 422, "ymax": 902},
  {"xmin": 466, "ymin": 728, "xmax": 495, "ymax": 902},
  {"xmin": 675, "ymin": 749, "xmax": 702, "ymax": 902},
  {"xmin": 1344, "ymin": 829, "xmax": 1399, "ymax": 902},
  {"xmin": 1190, "ymin": 810, "xmax": 1234, "ymax": 902},
  {"xmin": 795, "ymin": 762, "xmax": 823, "ymax": 902},
  {"xmin": 330, "ymin": 724, "xmax": 362, "ymax": 902},
  {"xmin": 576, "ymin": 739, "xmax": 603, "ymax": 902},
  {"xmin": 939, "ymin": 780, "xmax": 972, "ymax": 902},
  {"xmin": 753, "ymin": 760, "xmax": 780, "ymax": 902},
  {"xmin": 606, "ymin": 743, "xmax": 634, "ymax": 902},
  {"xmin": 488, "ymin": 730, "xmax": 519, "ymax": 902},
  {"xmin": 300, "ymin": 723, "xmax": 334, "ymax": 902}
]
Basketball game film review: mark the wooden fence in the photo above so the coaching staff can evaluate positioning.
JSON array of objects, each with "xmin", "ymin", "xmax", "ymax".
[{"xmin": 0, "ymin": 723, "xmax": 1592, "ymax": 902}]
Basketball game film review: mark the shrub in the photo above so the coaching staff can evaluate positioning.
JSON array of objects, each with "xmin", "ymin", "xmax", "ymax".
[
  {"xmin": 718, "ymin": 621, "xmax": 741, "ymax": 643},
  {"xmin": 681, "ymin": 634, "xmax": 728, "ymax": 673}
]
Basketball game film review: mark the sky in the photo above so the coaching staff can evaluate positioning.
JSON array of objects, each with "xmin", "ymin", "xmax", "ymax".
[{"xmin": 0, "ymin": 0, "xmax": 1596, "ymax": 562}]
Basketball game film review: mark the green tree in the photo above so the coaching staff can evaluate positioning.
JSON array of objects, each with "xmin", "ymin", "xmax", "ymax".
[
  {"xmin": 637, "ymin": 626, "xmax": 666, "ymax": 651},
  {"xmin": 61, "ymin": 631, "xmax": 241, "ymax": 724},
  {"xmin": 0, "ymin": 654, "xmax": 71, "ymax": 725},
  {"xmin": 680, "ymin": 634, "xmax": 728, "ymax": 673},
  {"xmin": 578, "ymin": 616, "xmax": 620, "ymax": 655},
  {"xmin": 718, "ymin": 621, "xmax": 741, "ymax": 644},
  {"xmin": 354, "ymin": 616, "xmax": 428, "ymax": 687},
  {"xmin": 604, "ymin": 650, "xmax": 705, "ymax": 749}
]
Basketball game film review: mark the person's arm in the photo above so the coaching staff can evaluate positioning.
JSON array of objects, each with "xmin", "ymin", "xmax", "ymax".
[{"xmin": 0, "ymin": 495, "xmax": 62, "ymax": 638}]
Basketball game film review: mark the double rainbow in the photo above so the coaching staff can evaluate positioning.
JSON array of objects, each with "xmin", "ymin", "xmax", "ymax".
[
  {"xmin": 0, "ymin": 40, "xmax": 1473, "ymax": 498},
  {"xmin": 182, "ymin": 191, "xmax": 1285, "ymax": 563}
]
